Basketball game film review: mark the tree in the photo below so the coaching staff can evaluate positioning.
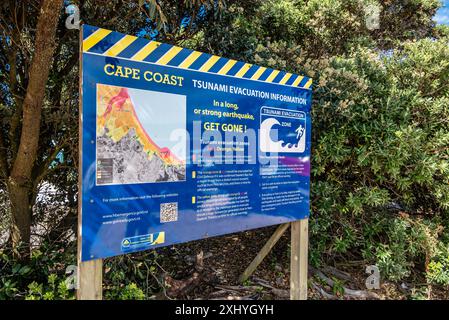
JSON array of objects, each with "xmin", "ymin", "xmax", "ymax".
[
  {"xmin": 0, "ymin": 0, "xmax": 225, "ymax": 258},
  {"xmin": 196, "ymin": 0, "xmax": 440, "ymax": 61},
  {"xmin": 0, "ymin": 0, "xmax": 64, "ymax": 258}
]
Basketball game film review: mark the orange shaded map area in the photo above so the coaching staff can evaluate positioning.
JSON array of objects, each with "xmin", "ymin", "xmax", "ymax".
[{"xmin": 97, "ymin": 84, "xmax": 184, "ymax": 166}]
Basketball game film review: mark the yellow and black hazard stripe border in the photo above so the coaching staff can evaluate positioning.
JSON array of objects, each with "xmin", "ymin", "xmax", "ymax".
[{"xmin": 82, "ymin": 25, "xmax": 312, "ymax": 90}]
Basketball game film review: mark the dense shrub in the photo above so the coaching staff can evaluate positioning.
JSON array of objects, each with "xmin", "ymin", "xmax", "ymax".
[
  {"xmin": 0, "ymin": 242, "xmax": 76, "ymax": 299},
  {"xmin": 309, "ymin": 38, "xmax": 449, "ymax": 281}
]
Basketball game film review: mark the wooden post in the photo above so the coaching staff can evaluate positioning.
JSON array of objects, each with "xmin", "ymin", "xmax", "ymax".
[
  {"xmin": 77, "ymin": 25, "xmax": 103, "ymax": 300},
  {"xmin": 77, "ymin": 259, "xmax": 103, "ymax": 300},
  {"xmin": 290, "ymin": 219, "xmax": 308, "ymax": 300},
  {"xmin": 239, "ymin": 223, "xmax": 290, "ymax": 283}
]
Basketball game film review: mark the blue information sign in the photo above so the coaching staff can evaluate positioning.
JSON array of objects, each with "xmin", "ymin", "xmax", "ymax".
[{"xmin": 80, "ymin": 25, "xmax": 312, "ymax": 261}]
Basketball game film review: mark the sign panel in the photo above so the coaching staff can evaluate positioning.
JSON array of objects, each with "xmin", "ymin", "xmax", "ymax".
[{"xmin": 80, "ymin": 25, "xmax": 312, "ymax": 261}]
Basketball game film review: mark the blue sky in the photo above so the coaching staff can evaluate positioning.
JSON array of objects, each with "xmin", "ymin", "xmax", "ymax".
[{"xmin": 435, "ymin": 0, "xmax": 449, "ymax": 25}]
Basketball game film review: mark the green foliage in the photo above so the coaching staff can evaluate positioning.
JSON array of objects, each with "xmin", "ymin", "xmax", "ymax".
[
  {"xmin": 105, "ymin": 283, "xmax": 146, "ymax": 300},
  {"xmin": 309, "ymin": 38, "xmax": 449, "ymax": 282},
  {"xmin": 25, "ymin": 274, "xmax": 74, "ymax": 300},
  {"xmin": 258, "ymin": 0, "xmax": 307, "ymax": 43},
  {"xmin": 200, "ymin": 0, "xmax": 440, "ymax": 60},
  {"xmin": 102, "ymin": 250, "xmax": 163, "ymax": 300},
  {"xmin": 371, "ymin": 216, "xmax": 440, "ymax": 281},
  {"xmin": 427, "ymin": 245, "xmax": 449, "ymax": 286},
  {"xmin": 410, "ymin": 286, "xmax": 431, "ymax": 300},
  {"xmin": 0, "ymin": 240, "xmax": 152, "ymax": 300},
  {"xmin": 332, "ymin": 278, "xmax": 345, "ymax": 297},
  {"xmin": 0, "ymin": 241, "xmax": 76, "ymax": 300},
  {"xmin": 434, "ymin": 24, "xmax": 449, "ymax": 39},
  {"xmin": 312, "ymin": 39, "xmax": 449, "ymax": 212}
]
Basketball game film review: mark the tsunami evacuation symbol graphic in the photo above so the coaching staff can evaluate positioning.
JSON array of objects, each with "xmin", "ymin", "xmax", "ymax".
[{"xmin": 259, "ymin": 106, "xmax": 306, "ymax": 153}]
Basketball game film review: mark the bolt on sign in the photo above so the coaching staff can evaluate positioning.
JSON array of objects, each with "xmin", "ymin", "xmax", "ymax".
[{"xmin": 79, "ymin": 25, "xmax": 312, "ymax": 261}]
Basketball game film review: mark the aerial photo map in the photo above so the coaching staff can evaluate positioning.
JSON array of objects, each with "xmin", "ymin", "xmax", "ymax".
[{"xmin": 96, "ymin": 84, "xmax": 186, "ymax": 185}]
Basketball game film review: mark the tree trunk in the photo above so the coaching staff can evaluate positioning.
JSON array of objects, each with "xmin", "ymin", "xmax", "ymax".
[
  {"xmin": 8, "ymin": 0, "xmax": 63, "ymax": 259},
  {"xmin": 7, "ymin": 178, "xmax": 32, "ymax": 256}
]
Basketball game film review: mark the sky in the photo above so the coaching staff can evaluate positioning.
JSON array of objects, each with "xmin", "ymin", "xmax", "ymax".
[{"xmin": 435, "ymin": 0, "xmax": 449, "ymax": 25}]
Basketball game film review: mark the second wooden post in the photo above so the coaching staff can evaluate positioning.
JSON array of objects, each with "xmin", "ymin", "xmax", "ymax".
[{"xmin": 290, "ymin": 219, "xmax": 308, "ymax": 300}]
